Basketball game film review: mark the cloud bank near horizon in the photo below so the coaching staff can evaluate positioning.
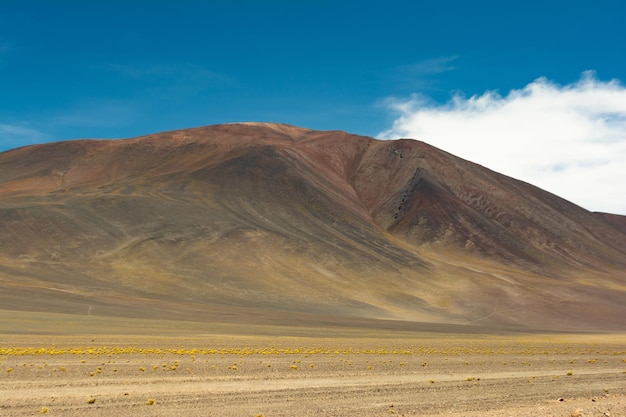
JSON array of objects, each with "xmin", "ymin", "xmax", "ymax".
[{"xmin": 379, "ymin": 72, "xmax": 626, "ymax": 215}]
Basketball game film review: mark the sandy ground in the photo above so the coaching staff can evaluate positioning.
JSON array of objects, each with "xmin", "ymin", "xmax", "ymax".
[{"xmin": 1, "ymin": 333, "xmax": 625, "ymax": 417}]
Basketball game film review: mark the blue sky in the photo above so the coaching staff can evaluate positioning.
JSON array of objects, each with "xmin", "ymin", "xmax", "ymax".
[{"xmin": 1, "ymin": 1, "xmax": 626, "ymax": 213}]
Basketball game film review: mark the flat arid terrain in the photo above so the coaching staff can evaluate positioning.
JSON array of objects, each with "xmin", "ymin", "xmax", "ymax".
[{"xmin": 1, "ymin": 311, "xmax": 625, "ymax": 417}]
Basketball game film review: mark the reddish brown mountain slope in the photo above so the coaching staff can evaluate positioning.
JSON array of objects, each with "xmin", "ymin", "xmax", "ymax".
[{"xmin": 1, "ymin": 123, "xmax": 625, "ymax": 331}]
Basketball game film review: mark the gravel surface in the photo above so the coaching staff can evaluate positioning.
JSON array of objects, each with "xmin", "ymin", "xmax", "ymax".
[{"xmin": 1, "ymin": 334, "xmax": 624, "ymax": 416}]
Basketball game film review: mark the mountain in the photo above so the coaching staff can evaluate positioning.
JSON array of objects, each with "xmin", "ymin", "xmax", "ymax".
[{"xmin": 1, "ymin": 122, "xmax": 625, "ymax": 331}]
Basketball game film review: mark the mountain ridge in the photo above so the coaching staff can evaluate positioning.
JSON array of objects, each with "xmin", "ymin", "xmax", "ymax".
[{"xmin": 1, "ymin": 123, "xmax": 625, "ymax": 331}]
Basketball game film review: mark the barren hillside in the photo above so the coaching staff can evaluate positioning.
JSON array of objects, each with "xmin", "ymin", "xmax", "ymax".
[{"xmin": 1, "ymin": 123, "xmax": 625, "ymax": 330}]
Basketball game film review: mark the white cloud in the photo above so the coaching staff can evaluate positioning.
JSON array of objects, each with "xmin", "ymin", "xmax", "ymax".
[
  {"xmin": 379, "ymin": 72, "xmax": 626, "ymax": 215},
  {"xmin": 0, "ymin": 123, "xmax": 51, "ymax": 152},
  {"xmin": 387, "ymin": 56, "xmax": 459, "ymax": 92},
  {"xmin": 49, "ymin": 98, "xmax": 140, "ymax": 129},
  {"xmin": 106, "ymin": 62, "xmax": 235, "ymax": 91},
  {"xmin": 399, "ymin": 56, "xmax": 458, "ymax": 76}
]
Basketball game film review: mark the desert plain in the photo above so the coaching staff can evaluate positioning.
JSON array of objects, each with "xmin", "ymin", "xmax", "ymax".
[{"xmin": 1, "ymin": 310, "xmax": 624, "ymax": 417}]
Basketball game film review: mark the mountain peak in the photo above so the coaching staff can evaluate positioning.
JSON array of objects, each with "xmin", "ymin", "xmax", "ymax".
[{"xmin": 232, "ymin": 121, "xmax": 314, "ymax": 135}]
